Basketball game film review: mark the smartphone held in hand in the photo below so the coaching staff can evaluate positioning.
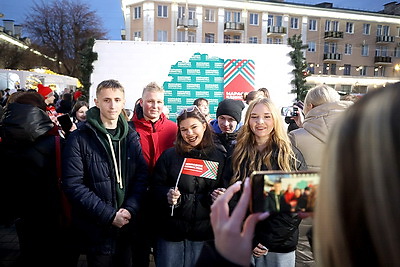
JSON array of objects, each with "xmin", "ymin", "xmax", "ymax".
[
  {"xmin": 249, "ymin": 170, "xmax": 320, "ymax": 214},
  {"xmin": 57, "ymin": 113, "xmax": 73, "ymax": 133}
]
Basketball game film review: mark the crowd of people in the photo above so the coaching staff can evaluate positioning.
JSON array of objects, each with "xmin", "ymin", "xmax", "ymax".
[{"xmin": 0, "ymin": 79, "xmax": 397, "ymax": 267}]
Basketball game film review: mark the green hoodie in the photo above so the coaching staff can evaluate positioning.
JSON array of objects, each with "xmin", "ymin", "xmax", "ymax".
[{"xmin": 86, "ymin": 106, "xmax": 129, "ymax": 208}]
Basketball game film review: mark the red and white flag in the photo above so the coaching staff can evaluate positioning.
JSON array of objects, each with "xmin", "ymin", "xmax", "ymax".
[
  {"xmin": 171, "ymin": 158, "xmax": 219, "ymax": 216},
  {"xmin": 180, "ymin": 158, "xmax": 219, "ymax": 180}
]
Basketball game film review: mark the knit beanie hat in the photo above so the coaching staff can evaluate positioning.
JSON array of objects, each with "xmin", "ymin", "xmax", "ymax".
[
  {"xmin": 37, "ymin": 84, "xmax": 53, "ymax": 99},
  {"xmin": 216, "ymin": 98, "xmax": 245, "ymax": 123}
]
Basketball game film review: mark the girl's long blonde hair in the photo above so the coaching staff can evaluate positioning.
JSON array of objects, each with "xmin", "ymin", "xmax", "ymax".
[{"xmin": 231, "ymin": 97, "xmax": 296, "ymax": 184}]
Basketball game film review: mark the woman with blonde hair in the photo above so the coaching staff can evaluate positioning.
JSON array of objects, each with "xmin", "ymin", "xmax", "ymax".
[
  {"xmin": 231, "ymin": 97, "xmax": 304, "ymax": 183},
  {"xmin": 229, "ymin": 97, "xmax": 306, "ymax": 266}
]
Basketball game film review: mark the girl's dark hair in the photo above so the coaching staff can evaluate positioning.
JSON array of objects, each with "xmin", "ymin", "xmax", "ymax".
[
  {"xmin": 175, "ymin": 106, "xmax": 214, "ymax": 154},
  {"xmin": 70, "ymin": 101, "xmax": 89, "ymax": 118}
]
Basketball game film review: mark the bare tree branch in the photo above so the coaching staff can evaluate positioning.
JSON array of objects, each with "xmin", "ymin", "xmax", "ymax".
[{"xmin": 23, "ymin": 0, "xmax": 107, "ymax": 77}]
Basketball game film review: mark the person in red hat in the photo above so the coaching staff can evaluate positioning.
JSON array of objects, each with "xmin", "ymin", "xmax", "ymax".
[
  {"xmin": 37, "ymin": 84, "xmax": 62, "ymax": 129},
  {"xmin": 37, "ymin": 84, "xmax": 56, "ymax": 112},
  {"xmin": 73, "ymin": 90, "xmax": 82, "ymax": 101}
]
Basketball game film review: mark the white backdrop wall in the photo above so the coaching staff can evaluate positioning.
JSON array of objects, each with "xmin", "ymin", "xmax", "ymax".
[{"xmin": 90, "ymin": 40, "xmax": 296, "ymax": 115}]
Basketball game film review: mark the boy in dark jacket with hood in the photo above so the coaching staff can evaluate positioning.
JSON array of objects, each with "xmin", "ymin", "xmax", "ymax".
[{"xmin": 61, "ymin": 79, "xmax": 148, "ymax": 267}]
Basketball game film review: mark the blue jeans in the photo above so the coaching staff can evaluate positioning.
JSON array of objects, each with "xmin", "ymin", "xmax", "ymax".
[
  {"xmin": 252, "ymin": 251, "xmax": 296, "ymax": 267},
  {"xmin": 155, "ymin": 238, "xmax": 204, "ymax": 267}
]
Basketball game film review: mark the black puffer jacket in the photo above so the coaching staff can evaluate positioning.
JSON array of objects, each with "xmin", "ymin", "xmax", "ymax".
[
  {"xmin": 61, "ymin": 120, "xmax": 148, "ymax": 254},
  {"xmin": 150, "ymin": 146, "xmax": 226, "ymax": 242},
  {"xmin": 0, "ymin": 103, "xmax": 61, "ymax": 225},
  {"xmin": 227, "ymin": 145, "xmax": 307, "ymax": 253}
]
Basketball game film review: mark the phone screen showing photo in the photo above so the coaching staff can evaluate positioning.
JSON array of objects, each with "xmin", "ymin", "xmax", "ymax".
[{"xmin": 250, "ymin": 171, "xmax": 320, "ymax": 214}]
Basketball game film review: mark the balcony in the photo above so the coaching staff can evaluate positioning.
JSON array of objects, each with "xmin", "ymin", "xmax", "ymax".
[
  {"xmin": 374, "ymin": 56, "xmax": 392, "ymax": 64},
  {"xmin": 376, "ymin": 35, "xmax": 395, "ymax": 43},
  {"xmin": 177, "ymin": 18, "xmax": 198, "ymax": 28},
  {"xmin": 323, "ymin": 53, "xmax": 342, "ymax": 61},
  {"xmin": 324, "ymin": 31, "xmax": 344, "ymax": 39},
  {"xmin": 224, "ymin": 22, "xmax": 245, "ymax": 31},
  {"xmin": 267, "ymin": 26, "xmax": 287, "ymax": 35}
]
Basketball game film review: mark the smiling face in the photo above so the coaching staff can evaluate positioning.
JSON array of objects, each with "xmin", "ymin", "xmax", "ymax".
[
  {"xmin": 76, "ymin": 105, "xmax": 88, "ymax": 122},
  {"xmin": 179, "ymin": 117, "xmax": 207, "ymax": 148},
  {"xmin": 249, "ymin": 103, "xmax": 274, "ymax": 144}
]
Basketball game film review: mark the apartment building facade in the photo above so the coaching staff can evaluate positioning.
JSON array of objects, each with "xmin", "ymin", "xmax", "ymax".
[{"xmin": 121, "ymin": 0, "xmax": 400, "ymax": 93}]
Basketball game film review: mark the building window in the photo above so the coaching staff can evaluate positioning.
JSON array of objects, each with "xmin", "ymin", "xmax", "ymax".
[
  {"xmin": 324, "ymin": 42, "xmax": 338, "ymax": 53},
  {"xmin": 233, "ymin": 12, "xmax": 241, "ymax": 23},
  {"xmin": 225, "ymin": 11, "xmax": 241, "ymax": 23},
  {"xmin": 224, "ymin": 34, "xmax": 231, "ymax": 43},
  {"xmin": 177, "ymin": 31, "xmax": 185, "ymax": 42},
  {"xmin": 225, "ymin": 11, "xmax": 231, "ymax": 22},
  {"xmin": 307, "ymin": 63, "xmax": 315, "ymax": 74},
  {"xmin": 178, "ymin": 6, "xmax": 195, "ymax": 20},
  {"xmin": 374, "ymin": 66, "xmax": 385, "ymax": 77},
  {"xmin": 157, "ymin": 5, "xmax": 168, "ymax": 18},
  {"xmin": 307, "ymin": 41, "xmax": 316, "ymax": 52},
  {"xmin": 376, "ymin": 46, "xmax": 388, "ymax": 57},
  {"xmin": 157, "ymin": 30, "xmax": 167, "ymax": 41},
  {"xmin": 249, "ymin": 13, "xmax": 259, "ymax": 26},
  {"xmin": 268, "ymin": 15, "xmax": 273, "ymax": 26},
  {"xmin": 205, "ymin": 33, "xmax": 215, "ymax": 43},
  {"xmin": 188, "ymin": 8, "xmax": 196, "ymax": 20},
  {"xmin": 274, "ymin": 38, "xmax": 282, "ymax": 44},
  {"xmin": 363, "ymin": 23, "xmax": 370, "ymax": 35},
  {"xmin": 359, "ymin": 66, "xmax": 367, "ymax": 76},
  {"xmin": 267, "ymin": 15, "xmax": 282, "ymax": 26},
  {"xmin": 290, "ymin": 17, "xmax": 299, "ymax": 29},
  {"xmin": 188, "ymin": 31, "xmax": 196, "ymax": 42},
  {"xmin": 344, "ymin": 44, "xmax": 352, "ymax": 55},
  {"xmin": 331, "ymin": 64, "xmax": 337, "ymax": 75},
  {"xmin": 345, "ymin": 22, "xmax": 354, "ymax": 34},
  {"xmin": 324, "ymin": 20, "xmax": 330, "ymax": 31},
  {"xmin": 344, "ymin": 64, "xmax": 351, "ymax": 76},
  {"xmin": 134, "ymin": 6, "xmax": 141, "ymax": 19},
  {"xmin": 276, "ymin": 16, "xmax": 283, "ymax": 27},
  {"xmin": 361, "ymin": 45, "xmax": 369, "ymax": 56},
  {"xmin": 323, "ymin": 63, "xmax": 329, "ymax": 75},
  {"xmin": 383, "ymin": 25, "xmax": 390, "ymax": 35},
  {"xmin": 205, "ymin": 9, "xmax": 215, "ymax": 22},
  {"xmin": 325, "ymin": 20, "xmax": 339, "ymax": 31},
  {"xmin": 233, "ymin": 35, "xmax": 241, "ymax": 43},
  {"xmin": 266, "ymin": 37, "xmax": 273, "ymax": 44},
  {"xmin": 377, "ymin": 25, "xmax": 390, "ymax": 36},
  {"xmin": 178, "ymin": 6, "xmax": 184, "ymax": 19},
  {"xmin": 249, "ymin": 36, "xmax": 258, "ymax": 43},
  {"xmin": 309, "ymin": 19, "xmax": 317, "ymax": 31},
  {"xmin": 395, "ymin": 47, "xmax": 400, "ymax": 57},
  {"xmin": 133, "ymin": 31, "xmax": 141, "ymax": 41}
]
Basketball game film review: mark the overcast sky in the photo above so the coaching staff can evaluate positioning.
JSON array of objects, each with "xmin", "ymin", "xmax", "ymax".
[{"xmin": 0, "ymin": 0, "xmax": 394, "ymax": 40}]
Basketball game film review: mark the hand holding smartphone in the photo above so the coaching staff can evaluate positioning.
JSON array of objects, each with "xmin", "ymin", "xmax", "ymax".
[{"xmin": 57, "ymin": 114, "xmax": 73, "ymax": 133}]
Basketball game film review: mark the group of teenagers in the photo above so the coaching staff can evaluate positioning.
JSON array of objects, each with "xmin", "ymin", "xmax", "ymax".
[{"xmin": 1, "ymin": 78, "xmax": 400, "ymax": 267}]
